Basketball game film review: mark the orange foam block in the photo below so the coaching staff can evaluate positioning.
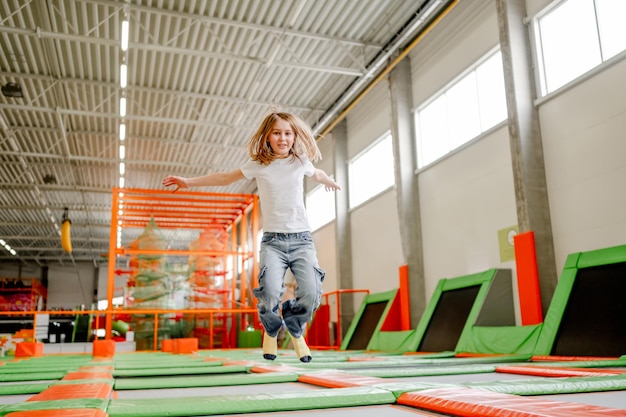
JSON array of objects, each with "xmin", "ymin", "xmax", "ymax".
[
  {"xmin": 174, "ymin": 338, "xmax": 198, "ymax": 354},
  {"xmin": 398, "ymin": 387, "xmax": 626, "ymax": 417},
  {"xmin": 161, "ymin": 339, "xmax": 174, "ymax": 352},
  {"xmin": 92, "ymin": 339, "xmax": 115, "ymax": 358},
  {"xmin": 15, "ymin": 342, "xmax": 43, "ymax": 358},
  {"xmin": 27, "ymin": 383, "xmax": 112, "ymax": 401}
]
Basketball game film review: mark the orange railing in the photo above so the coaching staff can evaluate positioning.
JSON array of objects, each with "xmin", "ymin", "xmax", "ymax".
[{"xmin": 106, "ymin": 188, "xmax": 260, "ymax": 341}]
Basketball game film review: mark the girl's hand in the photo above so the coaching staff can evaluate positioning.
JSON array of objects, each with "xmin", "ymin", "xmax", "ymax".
[
  {"xmin": 324, "ymin": 182, "xmax": 341, "ymax": 192},
  {"xmin": 162, "ymin": 175, "xmax": 188, "ymax": 192}
]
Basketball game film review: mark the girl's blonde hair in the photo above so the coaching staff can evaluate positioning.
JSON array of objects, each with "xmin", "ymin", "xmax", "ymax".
[{"xmin": 246, "ymin": 112, "xmax": 322, "ymax": 165}]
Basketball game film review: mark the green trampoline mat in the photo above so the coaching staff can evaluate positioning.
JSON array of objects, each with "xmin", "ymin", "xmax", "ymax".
[
  {"xmin": 0, "ymin": 382, "xmax": 51, "ymax": 395},
  {"xmin": 112, "ymin": 364, "xmax": 249, "ymax": 377},
  {"xmin": 0, "ymin": 372, "xmax": 65, "ymax": 382},
  {"xmin": 462, "ymin": 373, "xmax": 626, "ymax": 395},
  {"xmin": 114, "ymin": 371, "xmax": 299, "ymax": 390},
  {"xmin": 106, "ymin": 386, "xmax": 396, "ymax": 417},
  {"xmin": 0, "ymin": 398, "xmax": 108, "ymax": 416}
]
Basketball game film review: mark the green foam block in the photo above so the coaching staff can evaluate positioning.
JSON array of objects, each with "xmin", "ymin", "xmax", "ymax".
[
  {"xmin": 351, "ymin": 363, "xmax": 498, "ymax": 378},
  {"xmin": 106, "ymin": 386, "xmax": 396, "ymax": 417},
  {"xmin": 462, "ymin": 373, "xmax": 626, "ymax": 395},
  {"xmin": 114, "ymin": 371, "xmax": 298, "ymax": 390},
  {"xmin": 0, "ymin": 398, "xmax": 108, "ymax": 416},
  {"xmin": 0, "ymin": 382, "xmax": 51, "ymax": 395},
  {"xmin": 0, "ymin": 372, "xmax": 65, "ymax": 382},
  {"xmin": 112, "ymin": 365, "xmax": 248, "ymax": 377},
  {"xmin": 113, "ymin": 359, "xmax": 218, "ymax": 370}
]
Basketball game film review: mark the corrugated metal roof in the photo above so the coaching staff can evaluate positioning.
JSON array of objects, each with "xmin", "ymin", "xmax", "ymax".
[{"xmin": 0, "ymin": 0, "xmax": 450, "ymax": 265}]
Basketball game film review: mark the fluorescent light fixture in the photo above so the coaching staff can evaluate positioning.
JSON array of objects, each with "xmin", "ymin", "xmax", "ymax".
[
  {"xmin": 119, "ymin": 123, "xmax": 126, "ymax": 140},
  {"xmin": 120, "ymin": 97, "xmax": 126, "ymax": 117},
  {"xmin": 119, "ymin": 162, "xmax": 125, "ymax": 175},
  {"xmin": 120, "ymin": 63, "xmax": 128, "ymax": 88},
  {"xmin": 121, "ymin": 20, "xmax": 129, "ymax": 51},
  {"xmin": 119, "ymin": 144, "xmax": 125, "ymax": 160},
  {"xmin": 119, "ymin": 176, "xmax": 125, "ymax": 188}
]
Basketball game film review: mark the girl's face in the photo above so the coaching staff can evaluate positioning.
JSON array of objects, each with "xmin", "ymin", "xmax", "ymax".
[{"xmin": 267, "ymin": 118, "xmax": 295, "ymax": 158}]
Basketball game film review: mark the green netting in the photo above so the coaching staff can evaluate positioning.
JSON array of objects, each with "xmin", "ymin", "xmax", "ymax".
[
  {"xmin": 106, "ymin": 386, "xmax": 396, "ymax": 417},
  {"xmin": 0, "ymin": 382, "xmax": 51, "ymax": 395},
  {"xmin": 0, "ymin": 372, "xmax": 65, "ymax": 382},
  {"xmin": 462, "ymin": 373, "xmax": 626, "ymax": 395},
  {"xmin": 112, "ymin": 365, "xmax": 248, "ymax": 377},
  {"xmin": 114, "ymin": 371, "xmax": 298, "ymax": 390},
  {"xmin": 0, "ymin": 398, "xmax": 108, "ymax": 416}
]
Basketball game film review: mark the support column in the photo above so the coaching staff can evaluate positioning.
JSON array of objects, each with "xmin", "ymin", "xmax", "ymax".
[
  {"xmin": 497, "ymin": 0, "xmax": 557, "ymax": 313},
  {"xmin": 389, "ymin": 58, "xmax": 426, "ymax": 327},
  {"xmin": 332, "ymin": 119, "xmax": 355, "ymax": 337}
]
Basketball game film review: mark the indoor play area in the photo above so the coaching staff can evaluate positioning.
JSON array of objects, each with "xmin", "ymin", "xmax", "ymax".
[
  {"xmin": 1, "ymin": 0, "xmax": 626, "ymax": 416},
  {"xmin": 1, "ymin": 241, "xmax": 625, "ymax": 416}
]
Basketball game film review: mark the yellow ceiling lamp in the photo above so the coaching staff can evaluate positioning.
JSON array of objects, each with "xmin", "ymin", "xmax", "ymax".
[{"xmin": 61, "ymin": 207, "xmax": 72, "ymax": 253}]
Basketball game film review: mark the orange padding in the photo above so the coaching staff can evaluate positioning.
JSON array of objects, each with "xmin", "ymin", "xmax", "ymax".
[
  {"xmin": 174, "ymin": 338, "xmax": 198, "ymax": 354},
  {"xmin": 161, "ymin": 339, "xmax": 174, "ymax": 352},
  {"xmin": 496, "ymin": 365, "xmax": 626, "ymax": 377},
  {"xmin": 15, "ymin": 342, "xmax": 43, "ymax": 358},
  {"xmin": 78, "ymin": 366, "xmax": 114, "ymax": 371},
  {"xmin": 5, "ymin": 410, "xmax": 108, "ymax": 417},
  {"xmin": 531, "ymin": 355, "xmax": 621, "ymax": 361},
  {"xmin": 27, "ymin": 383, "xmax": 112, "ymax": 401},
  {"xmin": 92, "ymin": 340, "xmax": 115, "ymax": 358},
  {"xmin": 63, "ymin": 371, "xmax": 113, "ymax": 380},
  {"xmin": 298, "ymin": 371, "xmax": 385, "ymax": 388},
  {"xmin": 249, "ymin": 364, "xmax": 304, "ymax": 373},
  {"xmin": 398, "ymin": 387, "xmax": 626, "ymax": 417}
]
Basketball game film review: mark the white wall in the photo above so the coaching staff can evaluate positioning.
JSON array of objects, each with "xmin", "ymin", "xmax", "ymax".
[
  {"xmin": 0, "ymin": 263, "xmax": 96, "ymax": 309},
  {"xmin": 540, "ymin": 59, "xmax": 626, "ymax": 271},
  {"xmin": 418, "ymin": 127, "xmax": 518, "ymax": 300},
  {"xmin": 350, "ymin": 190, "xmax": 404, "ymax": 294},
  {"xmin": 47, "ymin": 263, "xmax": 95, "ymax": 309}
]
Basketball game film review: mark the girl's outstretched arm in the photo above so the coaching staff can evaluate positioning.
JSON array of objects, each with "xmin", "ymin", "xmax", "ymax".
[
  {"xmin": 162, "ymin": 169, "xmax": 245, "ymax": 192},
  {"xmin": 311, "ymin": 168, "xmax": 341, "ymax": 191}
]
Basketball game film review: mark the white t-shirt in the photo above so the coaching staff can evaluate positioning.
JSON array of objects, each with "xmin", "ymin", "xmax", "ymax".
[{"xmin": 240, "ymin": 156, "xmax": 315, "ymax": 233}]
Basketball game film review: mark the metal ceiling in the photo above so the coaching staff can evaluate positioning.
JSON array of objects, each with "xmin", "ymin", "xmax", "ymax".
[{"xmin": 0, "ymin": 0, "xmax": 449, "ymax": 266}]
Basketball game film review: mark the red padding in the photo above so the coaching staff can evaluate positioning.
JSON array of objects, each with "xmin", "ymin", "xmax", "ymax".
[
  {"xmin": 307, "ymin": 304, "xmax": 331, "ymax": 346},
  {"xmin": 496, "ymin": 365, "xmax": 626, "ymax": 377},
  {"xmin": 298, "ymin": 371, "xmax": 385, "ymax": 388},
  {"xmin": 514, "ymin": 231, "xmax": 543, "ymax": 325},
  {"xmin": 398, "ymin": 387, "xmax": 626, "ymax": 417}
]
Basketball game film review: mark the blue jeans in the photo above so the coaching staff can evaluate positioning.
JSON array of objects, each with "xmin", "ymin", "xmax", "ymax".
[{"xmin": 253, "ymin": 232, "xmax": 325, "ymax": 338}]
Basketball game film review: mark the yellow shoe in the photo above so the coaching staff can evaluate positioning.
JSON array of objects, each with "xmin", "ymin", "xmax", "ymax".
[
  {"xmin": 292, "ymin": 336, "xmax": 312, "ymax": 363},
  {"xmin": 263, "ymin": 333, "xmax": 277, "ymax": 361}
]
